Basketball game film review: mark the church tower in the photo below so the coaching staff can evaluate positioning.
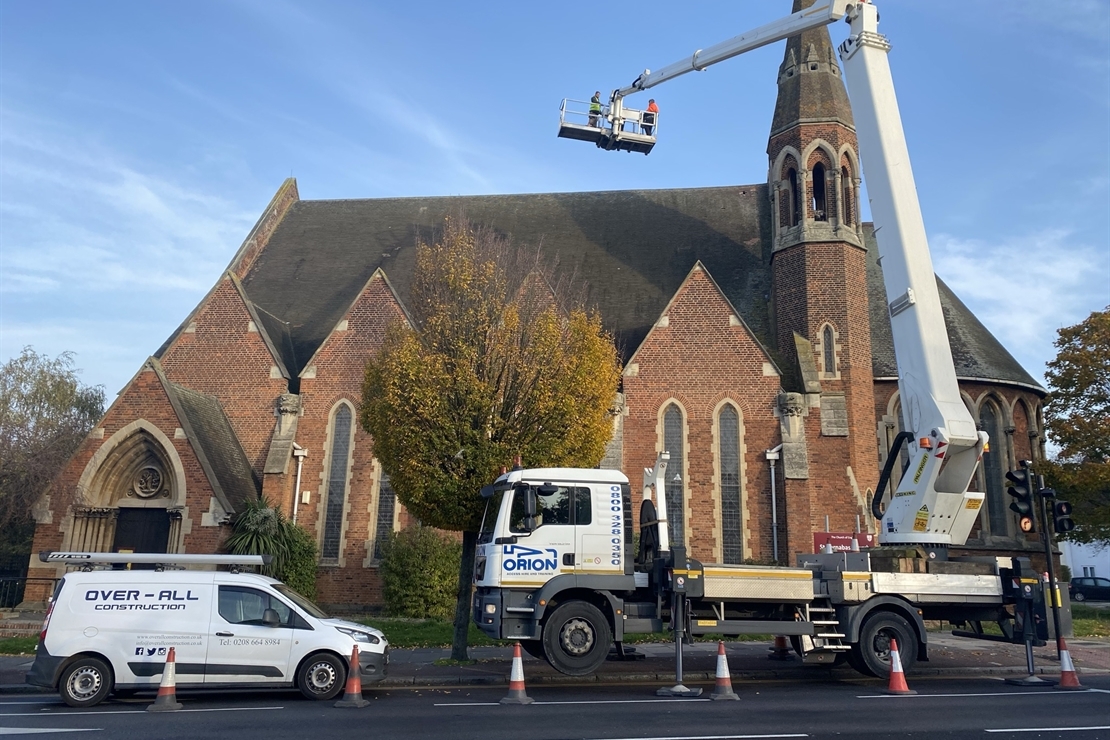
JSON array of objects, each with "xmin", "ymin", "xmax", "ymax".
[{"xmin": 768, "ymin": 0, "xmax": 877, "ymax": 554}]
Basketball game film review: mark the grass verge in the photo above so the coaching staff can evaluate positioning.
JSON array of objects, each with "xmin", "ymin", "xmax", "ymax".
[{"xmin": 0, "ymin": 637, "xmax": 37, "ymax": 655}]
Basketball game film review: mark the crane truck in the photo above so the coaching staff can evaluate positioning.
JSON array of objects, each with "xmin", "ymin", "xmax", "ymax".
[{"xmin": 474, "ymin": 0, "xmax": 1055, "ymax": 679}]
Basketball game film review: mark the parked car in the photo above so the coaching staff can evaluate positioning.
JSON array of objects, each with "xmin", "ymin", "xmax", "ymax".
[{"xmin": 1069, "ymin": 577, "xmax": 1110, "ymax": 602}]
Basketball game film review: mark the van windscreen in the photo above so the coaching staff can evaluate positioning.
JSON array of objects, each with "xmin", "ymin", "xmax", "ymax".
[{"xmin": 274, "ymin": 583, "xmax": 329, "ymax": 619}]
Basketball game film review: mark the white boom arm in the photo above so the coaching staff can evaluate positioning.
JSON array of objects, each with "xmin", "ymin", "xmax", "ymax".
[
  {"xmin": 599, "ymin": 1, "xmax": 987, "ymax": 546},
  {"xmin": 615, "ymin": 0, "xmax": 848, "ymax": 100}
]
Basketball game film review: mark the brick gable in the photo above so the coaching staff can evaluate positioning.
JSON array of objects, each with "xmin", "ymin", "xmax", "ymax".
[
  {"xmin": 159, "ymin": 275, "xmax": 289, "ymax": 474},
  {"xmin": 295, "ymin": 270, "xmax": 415, "ymax": 609},
  {"xmin": 622, "ymin": 263, "xmax": 782, "ymax": 563}
]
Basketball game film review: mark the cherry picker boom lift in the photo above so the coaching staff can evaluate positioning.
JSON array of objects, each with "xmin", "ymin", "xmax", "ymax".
[{"xmin": 470, "ymin": 1, "xmax": 1054, "ymax": 681}]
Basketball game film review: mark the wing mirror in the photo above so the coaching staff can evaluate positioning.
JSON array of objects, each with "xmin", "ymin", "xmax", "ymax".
[
  {"xmin": 262, "ymin": 608, "xmax": 281, "ymax": 627},
  {"xmin": 515, "ymin": 482, "xmax": 538, "ymax": 532}
]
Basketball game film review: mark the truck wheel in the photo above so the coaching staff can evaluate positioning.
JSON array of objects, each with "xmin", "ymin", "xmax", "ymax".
[
  {"xmin": 60, "ymin": 657, "xmax": 113, "ymax": 708},
  {"xmin": 296, "ymin": 652, "xmax": 347, "ymax": 701},
  {"xmin": 852, "ymin": 612, "xmax": 918, "ymax": 678},
  {"xmin": 542, "ymin": 601, "xmax": 612, "ymax": 676},
  {"xmin": 520, "ymin": 640, "xmax": 546, "ymax": 660}
]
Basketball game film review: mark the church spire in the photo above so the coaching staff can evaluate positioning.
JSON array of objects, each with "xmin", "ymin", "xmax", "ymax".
[
  {"xmin": 769, "ymin": 0, "xmax": 854, "ymax": 138},
  {"xmin": 766, "ymin": 0, "xmax": 862, "ymax": 253}
]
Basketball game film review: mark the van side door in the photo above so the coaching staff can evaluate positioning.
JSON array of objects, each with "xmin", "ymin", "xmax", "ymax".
[{"xmin": 204, "ymin": 584, "xmax": 295, "ymax": 685}]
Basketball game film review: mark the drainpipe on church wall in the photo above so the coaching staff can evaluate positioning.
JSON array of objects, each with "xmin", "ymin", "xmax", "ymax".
[
  {"xmin": 766, "ymin": 444, "xmax": 783, "ymax": 562},
  {"xmin": 292, "ymin": 443, "xmax": 308, "ymax": 525}
]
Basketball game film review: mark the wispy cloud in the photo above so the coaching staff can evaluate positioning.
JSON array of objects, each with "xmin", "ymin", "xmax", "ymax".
[
  {"xmin": 233, "ymin": 0, "xmax": 497, "ymax": 193},
  {"xmin": 0, "ymin": 109, "xmax": 256, "ymax": 295},
  {"xmin": 931, "ymin": 228, "xmax": 1110, "ymax": 383}
]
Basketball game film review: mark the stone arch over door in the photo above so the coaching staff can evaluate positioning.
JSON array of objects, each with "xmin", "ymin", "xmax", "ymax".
[{"xmin": 63, "ymin": 420, "xmax": 188, "ymax": 555}]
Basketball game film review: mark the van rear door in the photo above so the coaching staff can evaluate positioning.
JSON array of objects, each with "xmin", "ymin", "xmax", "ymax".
[
  {"xmin": 68, "ymin": 576, "xmax": 210, "ymax": 688},
  {"xmin": 204, "ymin": 583, "xmax": 294, "ymax": 684}
]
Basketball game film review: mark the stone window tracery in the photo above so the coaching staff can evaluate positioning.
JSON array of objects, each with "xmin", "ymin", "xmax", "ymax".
[
  {"xmin": 663, "ymin": 403, "xmax": 686, "ymax": 547},
  {"xmin": 322, "ymin": 403, "xmax": 354, "ymax": 563},
  {"xmin": 979, "ymin": 400, "xmax": 1010, "ymax": 538},
  {"xmin": 718, "ymin": 405, "xmax": 742, "ymax": 564}
]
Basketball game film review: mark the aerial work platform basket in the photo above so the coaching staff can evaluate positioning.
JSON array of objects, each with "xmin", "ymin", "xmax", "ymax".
[{"xmin": 558, "ymin": 98, "xmax": 657, "ymax": 155}]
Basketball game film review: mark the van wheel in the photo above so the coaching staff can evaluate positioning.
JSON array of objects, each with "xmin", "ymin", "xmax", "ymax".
[
  {"xmin": 297, "ymin": 652, "xmax": 346, "ymax": 701},
  {"xmin": 60, "ymin": 657, "xmax": 112, "ymax": 708},
  {"xmin": 542, "ymin": 601, "xmax": 611, "ymax": 676}
]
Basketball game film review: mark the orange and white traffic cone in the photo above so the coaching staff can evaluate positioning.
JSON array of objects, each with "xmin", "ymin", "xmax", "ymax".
[
  {"xmin": 146, "ymin": 647, "xmax": 183, "ymax": 712},
  {"xmin": 882, "ymin": 637, "xmax": 916, "ymax": 695},
  {"xmin": 335, "ymin": 645, "xmax": 370, "ymax": 708},
  {"xmin": 500, "ymin": 642, "xmax": 534, "ymax": 705},
  {"xmin": 1055, "ymin": 638, "xmax": 1085, "ymax": 691},
  {"xmin": 768, "ymin": 634, "xmax": 794, "ymax": 661},
  {"xmin": 710, "ymin": 641, "xmax": 739, "ymax": 701}
]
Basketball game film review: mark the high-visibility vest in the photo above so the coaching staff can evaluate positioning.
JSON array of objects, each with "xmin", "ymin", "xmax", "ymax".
[{"xmin": 590, "ymin": 96, "xmax": 601, "ymax": 113}]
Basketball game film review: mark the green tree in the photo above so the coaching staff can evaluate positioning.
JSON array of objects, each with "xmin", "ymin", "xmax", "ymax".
[
  {"xmin": 360, "ymin": 217, "xmax": 621, "ymax": 660},
  {"xmin": 1042, "ymin": 306, "xmax": 1110, "ymax": 545},
  {"xmin": 0, "ymin": 348, "xmax": 104, "ymax": 560}
]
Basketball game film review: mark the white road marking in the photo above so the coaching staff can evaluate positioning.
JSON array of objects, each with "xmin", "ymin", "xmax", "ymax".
[
  {"xmin": 0, "ymin": 730, "xmax": 100, "ymax": 735},
  {"xmin": 985, "ymin": 727, "xmax": 1110, "ymax": 734},
  {"xmin": 434, "ymin": 698, "xmax": 712, "ymax": 707},
  {"xmin": 857, "ymin": 690, "xmax": 1095, "ymax": 698},
  {"xmin": 0, "ymin": 706, "xmax": 283, "ymax": 718},
  {"xmin": 581, "ymin": 735, "xmax": 808, "ymax": 740}
]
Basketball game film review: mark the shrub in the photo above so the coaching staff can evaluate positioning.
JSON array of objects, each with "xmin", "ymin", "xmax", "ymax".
[
  {"xmin": 224, "ymin": 497, "xmax": 318, "ymax": 599},
  {"xmin": 378, "ymin": 526, "xmax": 460, "ymax": 619}
]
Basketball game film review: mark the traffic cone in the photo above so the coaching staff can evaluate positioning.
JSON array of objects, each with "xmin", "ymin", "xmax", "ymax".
[
  {"xmin": 500, "ymin": 642, "xmax": 534, "ymax": 705},
  {"xmin": 1054, "ymin": 638, "xmax": 1085, "ymax": 691},
  {"xmin": 882, "ymin": 637, "xmax": 916, "ymax": 695},
  {"xmin": 146, "ymin": 647, "xmax": 183, "ymax": 712},
  {"xmin": 710, "ymin": 641, "xmax": 739, "ymax": 701},
  {"xmin": 334, "ymin": 645, "xmax": 370, "ymax": 708},
  {"xmin": 768, "ymin": 635, "xmax": 794, "ymax": 661}
]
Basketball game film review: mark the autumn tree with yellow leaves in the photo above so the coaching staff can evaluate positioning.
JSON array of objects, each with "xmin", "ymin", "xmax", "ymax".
[
  {"xmin": 1041, "ymin": 306, "xmax": 1110, "ymax": 546},
  {"xmin": 360, "ymin": 217, "xmax": 621, "ymax": 659}
]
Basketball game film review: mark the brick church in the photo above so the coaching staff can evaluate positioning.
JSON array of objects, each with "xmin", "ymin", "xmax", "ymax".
[{"xmin": 25, "ymin": 13, "xmax": 1047, "ymax": 611}]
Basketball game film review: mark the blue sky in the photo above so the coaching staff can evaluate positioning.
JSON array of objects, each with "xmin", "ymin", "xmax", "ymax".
[{"xmin": 2, "ymin": 0, "xmax": 1108, "ymax": 398}]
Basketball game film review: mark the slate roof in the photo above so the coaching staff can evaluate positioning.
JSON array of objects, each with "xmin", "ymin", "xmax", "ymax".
[
  {"xmin": 235, "ymin": 184, "xmax": 1040, "ymax": 393},
  {"xmin": 152, "ymin": 361, "xmax": 260, "ymax": 514},
  {"xmin": 769, "ymin": 1, "xmax": 855, "ymax": 137},
  {"xmin": 240, "ymin": 186, "xmax": 774, "ymax": 374}
]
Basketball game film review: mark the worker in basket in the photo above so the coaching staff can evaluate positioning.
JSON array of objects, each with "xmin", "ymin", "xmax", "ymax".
[
  {"xmin": 589, "ymin": 91, "xmax": 602, "ymax": 127},
  {"xmin": 642, "ymin": 98, "xmax": 658, "ymax": 136}
]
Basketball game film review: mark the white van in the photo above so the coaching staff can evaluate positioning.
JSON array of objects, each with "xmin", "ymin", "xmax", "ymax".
[{"xmin": 27, "ymin": 553, "xmax": 388, "ymax": 707}]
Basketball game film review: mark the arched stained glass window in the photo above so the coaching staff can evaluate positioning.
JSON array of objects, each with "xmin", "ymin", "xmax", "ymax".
[
  {"xmin": 372, "ymin": 473, "xmax": 396, "ymax": 562},
  {"xmin": 981, "ymin": 402, "xmax": 1007, "ymax": 537},
  {"xmin": 663, "ymin": 404, "xmax": 685, "ymax": 547},
  {"xmin": 823, "ymin": 325, "xmax": 836, "ymax": 377},
  {"xmin": 719, "ymin": 405, "xmax": 742, "ymax": 564},
  {"xmin": 322, "ymin": 404, "xmax": 353, "ymax": 562}
]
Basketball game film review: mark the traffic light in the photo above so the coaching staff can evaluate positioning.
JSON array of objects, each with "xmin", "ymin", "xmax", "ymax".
[
  {"xmin": 1006, "ymin": 468, "xmax": 1036, "ymax": 533},
  {"xmin": 1053, "ymin": 500, "xmax": 1075, "ymax": 534}
]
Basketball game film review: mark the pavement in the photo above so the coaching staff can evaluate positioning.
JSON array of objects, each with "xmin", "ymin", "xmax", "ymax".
[{"xmin": 2, "ymin": 632, "xmax": 1108, "ymax": 695}]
